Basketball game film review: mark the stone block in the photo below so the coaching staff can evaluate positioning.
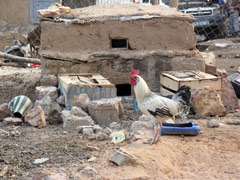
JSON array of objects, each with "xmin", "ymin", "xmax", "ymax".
[
  {"xmin": 216, "ymin": 69, "xmax": 228, "ymax": 78},
  {"xmin": 25, "ymin": 106, "xmax": 46, "ymax": 128},
  {"xmin": 35, "ymin": 86, "xmax": 58, "ymax": 101},
  {"xmin": 109, "ymin": 148, "xmax": 138, "ymax": 166},
  {"xmin": 3, "ymin": 117, "xmax": 22, "ymax": 125},
  {"xmin": 62, "ymin": 110, "xmax": 93, "ymax": 130},
  {"xmin": 88, "ymin": 98, "xmax": 124, "ymax": 127},
  {"xmin": 71, "ymin": 106, "xmax": 88, "ymax": 117},
  {"xmin": 190, "ymin": 86, "xmax": 227, "ymax": 116},
  {"xmin": 56, "ymin": 96, "xmax": 65, "ymax": 106},
  {"xmin": 0, "ymin": 103, "xmax": 10, "ymax": 121}
]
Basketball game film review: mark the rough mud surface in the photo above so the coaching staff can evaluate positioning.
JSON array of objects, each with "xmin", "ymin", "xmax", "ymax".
[{"xmin": 0, "ymin": 112, "xmax": 240, "ymax": 180}]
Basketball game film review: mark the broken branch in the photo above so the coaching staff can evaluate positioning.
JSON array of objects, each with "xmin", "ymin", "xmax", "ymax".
[{"xmin": 0, "ymin": 52, "xmax": 41, "ymax": 65}]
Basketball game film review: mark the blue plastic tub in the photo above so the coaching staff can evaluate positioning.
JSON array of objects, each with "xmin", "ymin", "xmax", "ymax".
[{"xmin": 161, "ymin": 122, "xmax": 200, "ymax": 136}]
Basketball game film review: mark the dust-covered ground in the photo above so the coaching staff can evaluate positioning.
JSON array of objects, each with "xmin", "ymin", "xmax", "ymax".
[{"xmin": 0, "ymin": 112, "xmax": 240, "ymax": 180}]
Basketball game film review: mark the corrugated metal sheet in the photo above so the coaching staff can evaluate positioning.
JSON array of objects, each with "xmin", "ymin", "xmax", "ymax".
[{"xmin": 96, "ymin": 0, "xmax": 133, "ymax": 5}]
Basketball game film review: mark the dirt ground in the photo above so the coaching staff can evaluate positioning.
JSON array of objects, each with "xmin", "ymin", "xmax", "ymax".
[
  {"xmin": 0, "ymin": 111, "xmax": 240, "ymax": 180},
  {"xmin": 0, "ymin": 37, "xmax": 240, "ymax": 179}
]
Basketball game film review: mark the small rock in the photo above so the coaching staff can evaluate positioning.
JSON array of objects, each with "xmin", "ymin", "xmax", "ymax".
[
  {"xmin": 3, "ymin": 117, "xmax": 22, "ymax": 125},
  {"xmin": 0, "ymin": 165, "xmax": 9, "ymax": 178},
  {"xmin": 81, "ymin": 166, "xmax": 101, "ymax": 179},
  {"xmin": 71, "ymin": 106, "xmax": 88, "ymax": 117},
  {"xmin": 85, "ymin": 145, "xmax": 100, "ymax": 151},
  {"xmin": 104, "ymin": 127, "xmax": 112, "ymax": 135},
  {"xmin": 0, "ymin": 129, "xmax": 9, "ymax": 136},
  {"xmin": 216, "ymin": 69, "xmax": 228, "ymax": 78},
  {"xmin": 40, "ymin": 74, "xmax": 58, "ymax": 86},
  {"xmin": 110, "ymin": 122, "xmax": 121, "ymax": 130},
  {"xmin": 75, "ymin": 93, "xmax": 91, "ymax": 112},
  {"xmin": 56, "ymin": 96, "xmax": 65, "ymax": 106},
  {"xmin": 33, "ymin": 158, "xmax": 49, "ymax": 164},
  {"xmin": 35, "ymin": 86, "xmax": 58, "ymax": 101},
  {"xmin": 25, "ymin": 106, "xmax": 46, "ymax": 128},
  {"xmin": 109, "ymin": 148, "xmax": 138, "ymax": 166},
  {"xmin": 82, "ymin": 127, "xmax": 94, "ymax": 137},
  {"xmin": 0, "ymin": 103, "xmax": 10, "ymax": 121},
  {"xmin": 32, "ymin": 171, "xmax": 68, "ymax": 180},
  {"xmin": 93, "ymin": 125, "xmax": 103, "ymax": 133},
  {"xmin": 207, "ymin": 120, "xmax": 219, "ymax": 128},
  {"xmin": 96, "ymin": 132, "xmax": 108, "ymax": 141},
  {"xmin": 87, "ymin": 134, "xmax": 96, "ymax": 140},
  {"xmin": 88, "ymin": 156, "xmax": 97, "ymax": 162}
]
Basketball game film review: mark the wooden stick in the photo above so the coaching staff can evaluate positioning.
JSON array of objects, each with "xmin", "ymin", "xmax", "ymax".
[{"xmin": 0, "ymin": 52, "xmax": 41, "ymax": 65}]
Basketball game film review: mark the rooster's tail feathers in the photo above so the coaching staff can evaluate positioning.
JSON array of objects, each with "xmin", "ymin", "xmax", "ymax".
[{"xmin": 172, "ymin": 86, "xmax": 191, "ymax": 105}]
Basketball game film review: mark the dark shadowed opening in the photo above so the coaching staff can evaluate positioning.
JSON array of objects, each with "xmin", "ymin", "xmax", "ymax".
[
  {"xmin": 116, "ymin": 84, "xmax": 131, "ymax": 96},
  {"xmin": 111, "ymin": 39, "xmax": 128, "ymax": 49}
]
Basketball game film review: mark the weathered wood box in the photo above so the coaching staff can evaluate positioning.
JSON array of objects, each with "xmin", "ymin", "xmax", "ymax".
[
  {"xmin": 58, "ymin": 73, "xmax": 117, "ymax": 109},
  {"xmin": 160, "ymin": 71, "xmax": 222, "ymax": 96}
]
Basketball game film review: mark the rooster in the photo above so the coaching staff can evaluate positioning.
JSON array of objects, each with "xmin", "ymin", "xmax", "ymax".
[{"xmin": 130, "ymin": 70, "xmax": 191, "ymax": 144}]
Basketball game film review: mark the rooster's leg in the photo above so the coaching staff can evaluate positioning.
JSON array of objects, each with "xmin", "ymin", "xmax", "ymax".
[{"xmin": 146, "ymin": 122, "xmax": 162, "ymax": 144}]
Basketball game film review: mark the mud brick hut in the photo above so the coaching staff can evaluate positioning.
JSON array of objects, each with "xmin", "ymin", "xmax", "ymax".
[{"xmin": 40, "ymin": 3, "xmax": 210, "ymax": 96}]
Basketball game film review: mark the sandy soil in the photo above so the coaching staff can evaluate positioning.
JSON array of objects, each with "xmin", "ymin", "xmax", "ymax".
[{"xmin": 0, "ymin": 112, "xmax": 240, "ymax": 180}]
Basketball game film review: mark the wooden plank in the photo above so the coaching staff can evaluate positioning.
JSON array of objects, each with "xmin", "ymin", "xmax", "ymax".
[{"xmin": 78, "ymin": 76, "xmax": 94, "ymax": 84}]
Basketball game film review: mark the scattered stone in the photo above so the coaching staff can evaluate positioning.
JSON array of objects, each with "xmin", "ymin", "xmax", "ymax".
[
  {"xmin": 32, "ymin": 171, "xmax": 68, "ymax": 180},
  {"xmin": 216, "ymin": 69, "xmax": 228, "ymax": 78},
  {"xmin": 35, "ymin": 86, "xmax": 58, "ymax": 101},
  {"xmin": 104, "ymin": 127, "xmax": 112, "ymax": 135},
  {"xmin": 25, "ymin": 106, "xmax": 46, "ymax": 128},
  {"xmin": 88, "ymin": 98, "xmax": 124, "ymax": 127},
  {"xmin": 82, "ymin": 127, "xmax": 94, "ymax": 137},
  {"xmin": 0, "ymin": 103, "xmax": 10, "ymax": 121},
  {"xmin": 109, "ymin": 148, "xmax": 138, "ymax": 166},
  {"xmin": 3, "ymin": 117, "xmax": 22, "ymax": 125},
  {"xmin": 88, "ymin": 156, "xmax": 97, "ymax": 162},
  {"xmin": 221, "ymin": 78, "xmax": 239, "ymax": 111},
  {"xmin": 76, "ymin": 125, "xmax": 92, "ymax": 133},
  {"xmin": 96, "ymin": 132, "xmax": 108, "ymax": 141},
  {"xmin": 75, "ymin": 93, "xmax": 91, "ymax": 112},
  {"xmin": 48, "ymin": 109, "xmax": 62, "ymax": 125},
  {"xmin": 110, "ymin": 122, "xmax": 121, "ymax": 130},
  {"xmin": 85, "ymin": 145, "xmax": 100, "ymax": 151},
  {"xmin": 0, "ymin": 165, "xmax": 9, "ymax": 178},
  {"xmin": 33, "ymin": 158, "xmax": 49, "ymax": 164},
  {"xmin": 62, "ymin": 110, "xmax": 93, "ymax": 130},
  {"xmin": 40, "ymin": 74, "xmax": 58, "ymax": 87},
  {"xmin": 81, "ymin": 166, "xmax": 101, "ymax": 179},
  {"xmin": 131, "ymin": 121, "xmax": 154, "ymax": 132},
  {"xmin": 35, "ymin": 94, "xmax": 62, "ymax": 118},
  {"xmin": 122, "ymin": 176, "xmax": 151, "ymax": 180},
  {"xmin": 56, "ymin": 96, "xmax": 65, "ymax": 106},
  {"xmin": 87, "ymin": 133, "xmax": 97, "ymax": 140},
  {"xmin": 190, "ymin": 86, "xmax": 227, "ymax": 117},
  {"xmin": 207, "ymin": 120, "xmax": 219, "ymax": 128},
  {"xmin": 71, "ymin": 106, "xmax": 88, "ymax": 117},
  {"xmin": 93, "ymin": 125, "xmax": 103, "ymax": 133},
  {"xmin": 0, "ymin": 129, "xmax": 9, "ymax": 136}
]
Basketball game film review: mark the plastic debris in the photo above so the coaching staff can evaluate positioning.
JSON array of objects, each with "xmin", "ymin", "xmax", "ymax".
[{"xmin": 111, "ymin": 130, "xmax": 127, "ymax": 144}]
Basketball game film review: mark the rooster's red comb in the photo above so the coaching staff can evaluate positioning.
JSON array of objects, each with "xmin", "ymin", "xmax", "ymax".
[{"xmin": 130, "ymin": 70, "xmax": 140, "ymax": 77}]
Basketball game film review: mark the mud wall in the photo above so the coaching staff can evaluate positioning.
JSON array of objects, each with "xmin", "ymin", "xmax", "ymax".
[
  {"xmin": 41, "ymin": 55, "xmax": 205, "ymax": 93},
  {"xmin": 41, "ymin": 18, "xmax": 196, "ymax": 56}
]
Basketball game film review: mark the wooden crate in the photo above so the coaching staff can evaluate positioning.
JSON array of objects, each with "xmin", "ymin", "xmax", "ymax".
[
  {"xmin": 58, "ymin": 73, "xmax": 116, "ymax": 109},
  {"xmin": 160, "ymin": 71, "xmax": 221, "ymax": 94}
]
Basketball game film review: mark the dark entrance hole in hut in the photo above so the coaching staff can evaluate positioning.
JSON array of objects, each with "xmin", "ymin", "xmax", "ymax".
[
  {"xmin": 111, "ymin": 39, "xmax": 128, "ymax": 49},
  {"xmin": 116, "ymin": 84, "xmax": 131, "ymax": 96}
]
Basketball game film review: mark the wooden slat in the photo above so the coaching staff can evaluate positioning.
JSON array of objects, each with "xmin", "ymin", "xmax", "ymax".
[{"xmin": 78, "ymin": 76, "xmax": 94, "ymax": 84}]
